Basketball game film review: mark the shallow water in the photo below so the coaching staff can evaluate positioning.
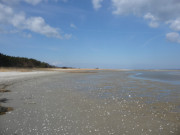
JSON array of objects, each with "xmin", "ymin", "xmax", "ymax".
[
  {"xmin": 133, "ymin": 71, "xmax": 180, "ymax": 85},
  {"xmin": 0, "ymin": 71, "xmax": 180, "ymax": 135}
]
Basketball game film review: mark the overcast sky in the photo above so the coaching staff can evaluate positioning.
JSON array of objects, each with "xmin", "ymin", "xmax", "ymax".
[{"xmin": 0, "ymin": 0, "xmax": 180, "ymax": 69}]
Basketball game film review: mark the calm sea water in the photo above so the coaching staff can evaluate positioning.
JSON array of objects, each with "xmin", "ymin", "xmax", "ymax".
[{"xmin": 133, "ymin": 70, "xmax": 180, "ymax": 85}]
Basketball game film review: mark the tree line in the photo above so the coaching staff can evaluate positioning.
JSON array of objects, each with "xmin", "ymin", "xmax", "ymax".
[{"xmin": 0, "ymin": 53, "xmax": 55, "ymax": 68}]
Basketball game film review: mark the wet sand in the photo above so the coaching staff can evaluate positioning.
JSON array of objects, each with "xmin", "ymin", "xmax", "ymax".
[{"xmin": 0, "ymin": 70, "xmax": 179, "ymax": 134}]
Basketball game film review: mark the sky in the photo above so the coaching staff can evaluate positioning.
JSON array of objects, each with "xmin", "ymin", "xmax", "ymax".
[{"xmin": 0, "ymin": 0, "xmax": 180, "ymax": 69}]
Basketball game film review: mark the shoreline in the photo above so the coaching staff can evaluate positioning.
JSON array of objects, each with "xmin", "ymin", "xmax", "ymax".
[{"xmin": 0, "ymin": 67, "xmax": 180, "ymax": 72}]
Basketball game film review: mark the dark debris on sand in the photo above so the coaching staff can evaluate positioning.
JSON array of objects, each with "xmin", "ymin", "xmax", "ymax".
[
  {"xmin": 0, "ymin": 86, "xmax": 13, "ymax": 115},
  {"xmin": 0, "ymin": 89, "xmax": 11, "ymax": 92},
  {"xmin": 0, "ymin": 106, "xmax": 13, "ymax": 115}
]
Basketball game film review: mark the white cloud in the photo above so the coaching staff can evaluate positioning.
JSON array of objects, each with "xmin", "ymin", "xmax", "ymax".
[
  {"xmin": 53, "ymin": 0, "xmax": 68, "ymax": 2},
  {"xmin": 24, "ymin": 0, "xmax": 42, "ymax": 5},
  {"xmin": 70, "ymin": 23, "xmax": 77, "ymax": 29},
  {"xmin": 0, "ymin": 0, "xmax": 44, "ymax": 5},
  {"xmin": 148, "ymin": 21, "xmax": 159, "ymax": 28},
  {"xmin": 25, "ymin": 17, "xmax": 62, "ymax": 38},
  {"xmin": 0, "ymin": 3, "xmax": 69, "ymax": 39},
  {"xmin": 169, "ymin": 18, "xmax": 180, "ymax": 31},
  {"xmin": 144, "ymin": 13, "xmax": 159, "ymax": 28},
  {"xmin": 111, "ymin": 0, "xmax": 180, "ymax": 43},
  {"xmin": 92, "ymin": 0, "xmax": 103, "ymax": 10},
  {"xmin": 22, "ymin": 33, "xmax": 32, "ymax": 38},
  {"xmin": 23, "ymin": 0, "xmax": 66, "ymax": 5},
  {"xmin": 166, "ymin": 32, "xmax": 180, "ymax": 44},
  {"xmin": 64, "ymin": 33, "xmax": 72, "ymax": 39},
  {"xmin": 112, "ymin": 0, "xmax": 180, "ymax": 20},
  {"xmin": 112, "ymin": 0, "xmax": 146, "ymax": 15},
  {"xmin": 0, "ymin": 3, "xmax": 13, "ymax": 23},
  {"xmin": 144, "ymin": 13, "xmax": 156, "ymax": 21}
]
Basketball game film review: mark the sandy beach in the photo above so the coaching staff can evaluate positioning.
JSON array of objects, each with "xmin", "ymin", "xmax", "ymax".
[{"xmin": 0, "ymin": 69, "xmax": 180, "ymax": 135}]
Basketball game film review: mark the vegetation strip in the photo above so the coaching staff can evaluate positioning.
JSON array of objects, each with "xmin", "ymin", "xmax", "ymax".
[{"xmin": 0, "ymin": 53, "xmax": 55, "ymax": 68}]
